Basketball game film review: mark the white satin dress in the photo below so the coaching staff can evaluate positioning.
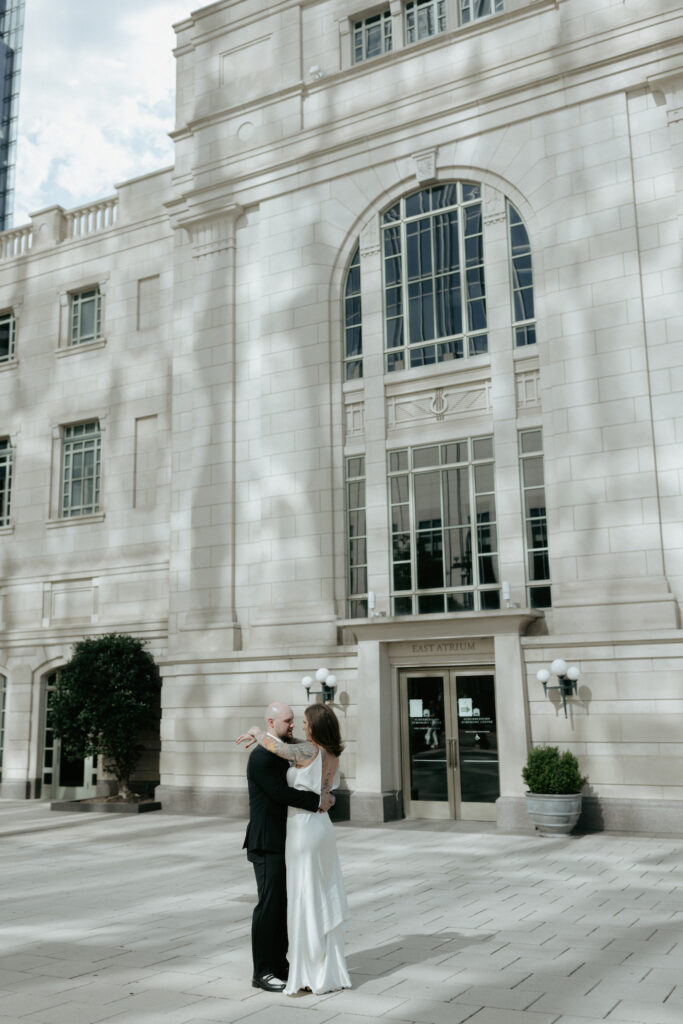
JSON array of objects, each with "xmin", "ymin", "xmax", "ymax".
[{"xmin": 284, "ymin": 751, "xmax": 351, "ymax": 995}]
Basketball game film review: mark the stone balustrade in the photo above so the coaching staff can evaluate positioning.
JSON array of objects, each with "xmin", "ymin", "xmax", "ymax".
[
  {"xmin": 65, "ymin": 197, "xmax": 118, "ymax": 239},
  {"xmin": 0, "ymin": 224, "xmax": 33, "ymax": 260}
]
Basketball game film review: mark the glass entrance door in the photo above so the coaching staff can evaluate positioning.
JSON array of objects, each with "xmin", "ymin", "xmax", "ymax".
[
  {"xmin": 400, "ymin": 668, "xmax": 500, "ymax": 820},
  {"xmin": 42, "ymin": 673, "xmax": 97, "ymax": 801}
]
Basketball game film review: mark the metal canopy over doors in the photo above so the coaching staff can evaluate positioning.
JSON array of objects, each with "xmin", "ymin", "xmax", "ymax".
[{"xmin": 400, "ymin": 667, "xmax": 499, "ymax": 820}]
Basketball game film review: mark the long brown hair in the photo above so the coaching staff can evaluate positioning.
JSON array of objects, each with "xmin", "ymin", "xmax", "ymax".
[{"xmin": 305, "ymin": 703, "xmax": 344, "ymax": 757}]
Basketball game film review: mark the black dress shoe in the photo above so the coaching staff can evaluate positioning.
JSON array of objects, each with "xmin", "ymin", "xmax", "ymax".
[{"xmin": 252, "ymin": 973, "xmax": 286, "ymax": 992}]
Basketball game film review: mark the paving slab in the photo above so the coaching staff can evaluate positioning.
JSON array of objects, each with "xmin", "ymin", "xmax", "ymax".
[{"xmin": 1, "ymin": 800, "xmax": 683, "ymax": 1024}]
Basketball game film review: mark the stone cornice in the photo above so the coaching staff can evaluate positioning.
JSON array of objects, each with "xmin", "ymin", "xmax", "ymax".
[{"xmin": 166, "ymin": 198, "xmax": 244, "ymax": 257}]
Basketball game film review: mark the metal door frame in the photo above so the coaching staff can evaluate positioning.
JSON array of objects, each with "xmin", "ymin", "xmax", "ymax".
[{"xmin": 399, "ymin": 666, "xmax": 498, "ymax": 821}]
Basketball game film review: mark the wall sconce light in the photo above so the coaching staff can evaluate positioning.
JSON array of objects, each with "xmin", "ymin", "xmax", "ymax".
[
  {"xmin": 537, "ymin": 658, "xmax": 580, "ymax": 718},
  {"xmin": 308, "ymin": 65, "xmax": 323, "ymax": 80},
  {"xmin": 301, "ymin": 666, "xmax": 337, "ymax": 703}
]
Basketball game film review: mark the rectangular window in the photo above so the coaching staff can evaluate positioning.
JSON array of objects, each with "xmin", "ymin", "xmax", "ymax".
[
  {"xmin": 0, "ymin": 438, "xmax": 12, "ymax": 526},
  {"xmin": 460, "ymin": 0, "xmax": 504, "ymax": 25},
  {"xmin": 346, "ymin": 456, "xmax": 368, "ymax": 617},
  {"xmin": 405, "ymin": 0, "xmax": 446, "ymax": 43},
  {"xmin": 70, "ymin": 287, "xmax": 102, "ymax": 346},
  {"xmin": 519, "ymin": 429, "xmax": 551, "ymax": 608},
  {"xmin": 388, "ymin": 437, "xmax": 500, "ymax": 614},
  {"xmin": 62, "ymin": 422, "xmax": 101, "ymax": 518},
  {"xmin": 0, "ymin": 311, "xmax": 15, "ymax": 362},
  {"xmin": 353, "ymin": 10, "xmax": 392, "ymax": 62}
]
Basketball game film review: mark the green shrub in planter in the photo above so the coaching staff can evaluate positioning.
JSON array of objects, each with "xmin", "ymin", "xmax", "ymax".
[{"xmin": 522, "ymin": 745, "xmax": 587, "ymax": 795}]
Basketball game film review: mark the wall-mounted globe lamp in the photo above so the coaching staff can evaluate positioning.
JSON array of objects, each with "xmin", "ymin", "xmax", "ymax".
[
  {"xmin": 301, "ymin": 667, "xmax": 337, "ymax": 703},
  {"xmin": 537, "ymin": 658, "xmax": 580, "ymax": 718}
]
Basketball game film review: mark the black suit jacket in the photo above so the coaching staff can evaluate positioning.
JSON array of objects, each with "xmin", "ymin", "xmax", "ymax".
[{"xmin": 243, "ymin": 744, "xmax": 319, "ymax": 854}]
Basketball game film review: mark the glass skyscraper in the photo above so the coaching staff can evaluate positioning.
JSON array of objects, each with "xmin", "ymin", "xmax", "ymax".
[{"xmin": 0, "ymin": 0, "xmax": 24, "ymax": 230}]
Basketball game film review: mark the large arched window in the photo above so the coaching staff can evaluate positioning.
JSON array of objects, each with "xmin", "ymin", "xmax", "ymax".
[{"xmin": 382, "ymin": 182, "xmax": 487, "ymax": 371}]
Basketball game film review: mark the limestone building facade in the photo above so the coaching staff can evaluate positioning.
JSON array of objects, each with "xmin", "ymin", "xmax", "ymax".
[{"xmin": 1, "ymin": 0, "xmax": 682, "ymax": 832}]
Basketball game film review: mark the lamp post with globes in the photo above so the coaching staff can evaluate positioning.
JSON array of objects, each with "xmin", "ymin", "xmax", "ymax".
[
  {"xmin": 537, "ymin": 658, "xmax": 580, "ymax": 718},
  {"xmin": 301, "ymin": 667, "xmax": 337, "ymax": 704}
]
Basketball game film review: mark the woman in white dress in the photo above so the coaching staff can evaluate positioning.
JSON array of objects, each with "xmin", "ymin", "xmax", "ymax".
[{"xmin": 238, "ymin": 704, "xmax": 351, "ymax": 996}]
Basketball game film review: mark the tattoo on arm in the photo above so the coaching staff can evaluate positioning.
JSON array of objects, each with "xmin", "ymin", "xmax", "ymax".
[
  {"xmin": 259, "ymin": 733, "xmax": 316, "ymax": 767},
  {"xmin": 320, "ymin": 748, "xmax": 339, "ymax": 805}
]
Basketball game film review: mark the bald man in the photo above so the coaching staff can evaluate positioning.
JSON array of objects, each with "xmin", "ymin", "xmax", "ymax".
[{"xmin": 243, "ymin": 702, "xmax": 333, "ymax": 992}]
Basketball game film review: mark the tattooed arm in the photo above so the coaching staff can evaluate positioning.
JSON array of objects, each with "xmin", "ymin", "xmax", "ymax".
[
  {"xmin": 235, "ymin": 727, "xmax": 317, "ymax": 767},
  {"xmin": 320, "ymin": 748, "xmax": 339, "ymax": 811}
]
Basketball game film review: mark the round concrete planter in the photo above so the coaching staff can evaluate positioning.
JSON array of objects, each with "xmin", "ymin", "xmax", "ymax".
[{"xmin": 525, "ymin": 792, "xmax": 582, "ymax": 836}]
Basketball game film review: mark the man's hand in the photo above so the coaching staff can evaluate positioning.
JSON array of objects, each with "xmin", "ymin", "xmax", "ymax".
[{"xmin": 318, "ymin": 791, "xmax": 335, "ymax": 813}]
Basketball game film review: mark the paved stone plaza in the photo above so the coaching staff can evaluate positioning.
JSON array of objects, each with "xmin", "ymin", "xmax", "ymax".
[{"xmin": 1, "ymin": 801, "xmax": 682, "ymax": 1024}]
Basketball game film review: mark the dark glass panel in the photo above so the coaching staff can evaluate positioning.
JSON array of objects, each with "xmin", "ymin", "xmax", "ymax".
[
  {"xmin": 416, "ymin": 530, "xmax": 444, "ymax": 589},
  {"xmin": 461, "ymin": 183, "xmax": 481, "ymax": 202},
  {"xmin": 442, "ymin": 467, "xmax": 469, "ymax": 527},
  {"xmin": 523, "ymin": 457, "xmax": 544, "ymax": 489},
  {"xmin": 478, "ymin": 554, "xmax": 499, "ymax": 584},
  {"xmin": 346, "ymin": 456, "xmax": 364, "ymax": 477},
  {"xmin": 383, "ymin": 225, "xmax": 402, "ymax": 259},
  {"xmin": 444, "ymin": 527, "xmax": 472, "ymax": 586},
  {"xmin": 514, "ymin": 287, "xmax": 535, "ymax": 322},
  {"xmin": 345, "ymin": 295, "xmax": 361, "ymax": 324},
  {"xmin": 515, "ymin": 324, "xmax": 536, "ymax": 347},
  {"xmin": 393, "ymin": 595, "xmax": 413, "ymax": 615},
  {"xmin": 345, "ymin": 257, "xmax": 360, "ymax": 296},
  {"xmin": 446, "ymin": 591, "xmax": 474, "ymax": 612},
  {"xmin": 386, "ymin": 351, "xmax": 405, "ymax": 372},
  {"xmin": 433, "ymin": 211, "xmax": 458, "ymax": 272},
  {"xmin": 477, "ymin": 522, "xmax": 496, "ymax": 554},
  {"xmin": 347, "ymin": 480, "xmax": 365, "ymax": 508},
  {"xmin": 413, "ymin": 446, "xmax": 439, "ymax": 468},
  {"xmin": 480, "ymin": 589, "xmax": 501, "ymax": 610},
  {"xmin": 408, "ymin": 280, "xmax": 435, "ymax": 342},
  {"xmin": 524, "ymin": 488, "xmax": 545, "ymax": 519},
  {"xmin": 348, "ymin": 509, "xmax": 365, "ymax": 537},
  {"xmin": 393, "ymin": 561, "xmax": 412, "ymax": 591},
  {"xmin": 385, "ymin": 255, "xmax": 402, "ymax": 285},
  {"xmin": 467, "ymin": 298, "xmax": 487, "ymax": 332},
  {"xmin": 386, "ymin": 317, "xmax": 404, "ymax": 349},
  {"xmin": 349, "ymin": 538, "xmax": 366, "ymax": 567},
  {"xmin": 44, "ymin": 749, "xmax": 53, "ymax": 768},
  {"xmin": 468, "ymin": 334, "xmax": 488, "ymax": 355},
  {"xmin": 530, "ymin": 585, "xmax": 552, "ymax": 608},
  {"xmin": 431, "ymin": 182, "xmax": 458, "ymax": 209},
  {"xmin": 388, "ymin": 450, "xmax": 408, "ymax": 472},
  {"xmin": 345, "ymin": 359, "xmax": 362, "ymax": 380},
  {"xmin": 406, "ymin": 675, "xmax": 447, "ymax": 800},
  {"xmin": 435, "ymin": 272, "xmax": 462, "ymax": 338},
  {"xmin": 474, "ymin": 463, "xmax": 494, "ymax": 493},
  {"xmin": 442, "ymin": 442, "xmax": 468, "ymax": 465},
  {"xmin": 456, "ymin": 674, "xmax": 500, "ymax": 803},
  {"xmin": 405, "ymin": 188, "xmax": 431, "ymax": 218},
  {"xmin": 520, "ymin": 430, "xmax": 542, "ymax": 454},
  {"xmin": 418, "ymin": 593, "xmax": 445, "ymax": 614},
  {"xmin": 392, "ymin": 532, "xmax": 411, "ymax": 562},
  {"xmin": 414, "ymin": 471, "xmax": 442, "ymax": 527},
  {"xmin": 385, "ymin": 286, "xmax": 402, "ymax": 317},
  {"xmin": 529, "ymin": 550, "xmax": 550, "ymax": 581},
  {"xmin": 437, "ymin": 338, "xmax": 463, "ymax": 361},
  {"xmin": 464, "ymin": 204, "xmax": 482, "ymax": 235},
  {"xmin": 466, "ymin": 266, "xmax": 485, "ymax": 298},
  {"xmin": 345, "ymin": 324, "xmax": 361, "ymax": 358},
  {"xmin": 391, "ymin": 505, "xmax": 410, "ymax": 533},
  {"xmin": 410, "ymin": 344, "xmax": 436, "ymax": 366},
  {"xmin": 348, "ymin": 598, "xmax": 368, "ymax": 618},
  {"xmin": 391, "ymin": 476, "xmax": 409, "ymax": 503},
  {"xmin": 472, "ymin": 436, "xmax": 493, "ymax": 460},
  {"xmin": 475, "ymin": 494, "xmax": 496, "ymax": 525},
  {"xmin": 350, "ymin": 567, "xmax": 367, "ymax": 594},
  {"xmin": 382, "ymin": 202, "xmax": 400, "ymax": 224}
]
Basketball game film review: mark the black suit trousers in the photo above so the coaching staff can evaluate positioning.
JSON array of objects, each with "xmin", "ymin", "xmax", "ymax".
[{"xmin": 249, "ymin": 850, "xmax": 288, "ymax": 979}]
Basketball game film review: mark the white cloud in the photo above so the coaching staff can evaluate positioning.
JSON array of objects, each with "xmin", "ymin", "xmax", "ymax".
[{"xmin": 13, "ymin": 0, "xmax": 190, "ymax": 226}]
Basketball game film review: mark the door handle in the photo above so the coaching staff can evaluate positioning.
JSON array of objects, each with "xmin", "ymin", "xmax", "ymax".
[{"xmin": 447, "ymin": 738, "xmax": 458, "ymax": 770}]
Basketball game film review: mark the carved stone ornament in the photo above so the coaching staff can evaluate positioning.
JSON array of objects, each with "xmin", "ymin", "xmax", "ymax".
[
  {"xmin": 412, "ymin": 149, "xmax": 437, "ymax": 184},
  {"xmin": 344, "ymin": 401, "xmax": 365, "ymax": 439},
  {"xmin": 387, "ymin": 380, "xmax": 491, "ymax": 429},
  {"xmin": 483, "ymin": 184, "xmax": 506, "ymax": 226}
]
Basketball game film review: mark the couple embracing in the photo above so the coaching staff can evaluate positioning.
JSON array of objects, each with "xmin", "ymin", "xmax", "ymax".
[{"xmin": 237, "ymin": 701, "xmax": 351, "ymax": 996}]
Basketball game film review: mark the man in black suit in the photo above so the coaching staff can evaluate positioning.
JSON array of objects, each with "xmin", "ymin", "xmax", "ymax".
[{"xmin": 243, "ymin": 701, "xmax": 332, "ymax": 992}]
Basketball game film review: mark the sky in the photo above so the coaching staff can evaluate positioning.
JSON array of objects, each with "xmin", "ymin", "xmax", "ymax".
[{"xmin": 13, "ymin": 0, "xmax": 191, "ymax": 227}]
